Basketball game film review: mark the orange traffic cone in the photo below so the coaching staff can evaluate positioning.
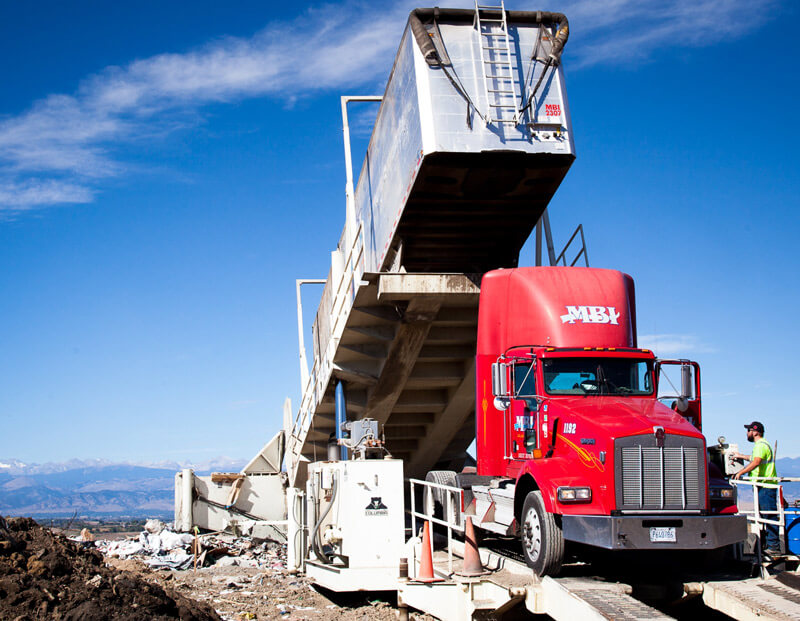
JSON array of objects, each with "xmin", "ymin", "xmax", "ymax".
[
  {"xmin": 415, "ymin": 521, "xmax": 443, "ymax": 583},
  {"xmin": 457, "ymin": 517, "xmax": 487, "ymax": 576}
]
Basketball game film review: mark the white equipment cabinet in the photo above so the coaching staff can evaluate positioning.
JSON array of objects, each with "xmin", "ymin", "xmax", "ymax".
[{"xmin": 305, "ymin": 459, "xmax": 405, "ymax": 591}]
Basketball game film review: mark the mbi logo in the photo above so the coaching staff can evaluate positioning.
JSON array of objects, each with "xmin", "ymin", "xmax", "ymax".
[
  {"xmin": 545, "ymin": 103, "xmax": 561, "ymax": 117},
  {"xmin": 560, "ymin": 306, "xmax": 621, "ymax": 325}
]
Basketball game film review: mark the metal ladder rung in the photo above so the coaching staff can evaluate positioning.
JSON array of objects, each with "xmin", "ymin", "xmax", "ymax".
[
  {"xmin": 489, "ymin": 104, "xmax": 516, "ymax": 108},
  {"xmin": 482, "ymin": 60, "xmax": 513, "ymax": 65},
  {"xmin": 477, "ymin": 4, "xmax": 504, "ymax": 8},
  {"xmin": 483, "ymin": 46, "xmax": 510, "ymax": 51},
  {"xmin": 479, "ymin": 18, "xmax": 504, "ymax": 22},
  {"xmin": 487, "ymin": 89, "xmax": 514, "ymax": 93}
]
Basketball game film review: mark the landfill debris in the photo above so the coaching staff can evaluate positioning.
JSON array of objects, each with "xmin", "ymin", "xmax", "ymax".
[
  {"xmin": 90, "ymin": 523, "xmax": 286, "ymax": 572},
  {"xmin": 145, "ymin": 518, "xmax": 167, "ymax": 534},
  {"xmin": 0, "ymin": 516, "xmax": 220, "ymax": 620}
]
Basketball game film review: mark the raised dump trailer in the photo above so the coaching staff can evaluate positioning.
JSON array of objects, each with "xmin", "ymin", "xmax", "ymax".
[{"xmin": 286, "ymin": 6, "xmax": 577, "ymax": 486}]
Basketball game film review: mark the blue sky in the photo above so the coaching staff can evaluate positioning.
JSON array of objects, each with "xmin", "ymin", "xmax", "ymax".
[{"xmin": 0, "ymin": 0, "xmax": 798, "ymax": 465}]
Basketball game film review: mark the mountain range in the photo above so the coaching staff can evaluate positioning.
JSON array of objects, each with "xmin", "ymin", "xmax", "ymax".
[
  {"xmin": 0, "ymin": 457, "xmax": 247, "ymax": 519},
  {"xmin": 2, "ymin": 455, "xmax": 799, "ymax": 520}
]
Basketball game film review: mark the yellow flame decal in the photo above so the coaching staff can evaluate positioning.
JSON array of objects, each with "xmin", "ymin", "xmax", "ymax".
[
  {"xmin": 481, "ymin": 380, "xmax": 488, "ymax": 440},
  {"xmin": 557, "ymin": 434, "xmax": 605, "ymax": 473}
]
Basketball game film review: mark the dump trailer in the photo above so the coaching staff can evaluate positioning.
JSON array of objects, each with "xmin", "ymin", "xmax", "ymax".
[
  {"xmin": 425, "ymin": 266, "xmax": 746, "ymax": 574},
  {"xmin": 286, "ymin": 6, "xmax": 578, "ymax": 487}
]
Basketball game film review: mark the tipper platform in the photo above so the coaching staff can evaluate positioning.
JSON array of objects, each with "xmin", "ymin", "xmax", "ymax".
[{"xmin": 286, "ymin": 6, "xmax": 576, "ymax": 485}]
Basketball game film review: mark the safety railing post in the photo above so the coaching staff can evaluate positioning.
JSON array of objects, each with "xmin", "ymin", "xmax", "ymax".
[
  {"xmin": 447, "ymin": 491, "xmax": 454, "ymax": 575},
  {"xmin": 779, "ymin": 483, "xmax": 786, "ymax": 554},
  {"xmin": 411, "ymin": 480, "xmax": 417, "ymax": 541}
]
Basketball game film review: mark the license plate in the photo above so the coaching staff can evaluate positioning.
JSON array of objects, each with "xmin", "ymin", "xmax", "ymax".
[{"xmin": 650, "ymin": 526, "xmax": 676, "ymax": 543}]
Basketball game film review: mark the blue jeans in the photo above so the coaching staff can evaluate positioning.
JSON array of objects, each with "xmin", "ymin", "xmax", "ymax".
[{"xmin": 758, "ymin": 486, "xmax": 781, "ymax": 550}]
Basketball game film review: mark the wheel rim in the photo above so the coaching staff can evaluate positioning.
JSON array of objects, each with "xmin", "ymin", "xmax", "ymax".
[{"xmin": 523, "ymin": 505, "xmax": 542, "ymax": 562}]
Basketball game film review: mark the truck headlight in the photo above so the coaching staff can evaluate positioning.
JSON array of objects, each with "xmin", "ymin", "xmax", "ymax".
[
  {"xmin": 710, "ymin": 487, "xmax": 735, "ymax": 499},
  {"xmin": 557, "ymin": 486, "xmax": 592, "ymax": 503}
]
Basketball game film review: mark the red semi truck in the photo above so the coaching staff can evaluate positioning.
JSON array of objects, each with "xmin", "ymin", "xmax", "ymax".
[{"xmin": 427, "ymin": 266, "xmax": 745, "ymax": 575}]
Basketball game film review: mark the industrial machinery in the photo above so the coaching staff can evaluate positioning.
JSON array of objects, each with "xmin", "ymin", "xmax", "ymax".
[
  {"xmin": 297, "ymin": 420, "xmax": 405, "ymax": 591},
  {"xmin": 285, "ymin": 5, "xmax": 578, "ymax": 486}
]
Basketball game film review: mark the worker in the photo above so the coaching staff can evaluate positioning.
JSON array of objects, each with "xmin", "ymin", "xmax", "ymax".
[{"xmin": 732, "ymin": 421, "xmax": 780, "ymax": 554}]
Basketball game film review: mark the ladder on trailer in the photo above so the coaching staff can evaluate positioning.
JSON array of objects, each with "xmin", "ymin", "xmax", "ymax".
[{"xmin": 474, "ymin": 0, "xmax": 520, "ymax": 125}]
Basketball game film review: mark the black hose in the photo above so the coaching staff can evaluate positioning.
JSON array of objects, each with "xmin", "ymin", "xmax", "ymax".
[
  {"xmin": 408, "ymin": 8, "xmax": 569, "ymax": 66},
  {"xmin": 195, "ymin": 494, "xmax": 264, "ymax": 522},
  {"xmin": 194, "ymin": 495, "xmax": 288, "ymax": 542},
  {"xmin": 311, "ymin": 473, "xmax": 338, "ymax": 564}
]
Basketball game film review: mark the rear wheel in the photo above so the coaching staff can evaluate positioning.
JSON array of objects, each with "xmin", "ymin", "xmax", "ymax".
[
  {"xmin": 424, "ymin": 471, "xmax": 459, "ymax": 534},
  {"xmin": 520, "ymin": 491, "xmax": 564, "ymax": 576}
]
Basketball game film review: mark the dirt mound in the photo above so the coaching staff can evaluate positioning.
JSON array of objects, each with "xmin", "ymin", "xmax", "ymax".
[{"xmin": 0, "ymin": 516, "xmax": 220, "ymax": 620}]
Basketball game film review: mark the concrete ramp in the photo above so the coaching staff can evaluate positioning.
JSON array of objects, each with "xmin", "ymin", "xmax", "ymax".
[{"xmin": 703, "ymin": 573, "xmax": 800, "ymax": 620}]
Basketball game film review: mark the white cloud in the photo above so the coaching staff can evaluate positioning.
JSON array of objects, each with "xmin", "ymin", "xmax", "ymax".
[
  {"xmin": 0, "ymin": 180, "xmax": 93, "ymax": 213},
  {"xmin": 0, "ymin": 0, "xmax": 779, "ymax": 212},
  {"xmin": 557, "ymin": 0, "xmax": 779, "ymax": 68},
  {"xmin": 639, "ymin": 333, "xmax": 714, "ymax": 356}
]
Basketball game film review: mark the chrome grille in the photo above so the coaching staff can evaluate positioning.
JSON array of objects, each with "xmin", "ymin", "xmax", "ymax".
[{"xmin": 616, "ymin": 435, "xmax": 705, "ymax": 512}]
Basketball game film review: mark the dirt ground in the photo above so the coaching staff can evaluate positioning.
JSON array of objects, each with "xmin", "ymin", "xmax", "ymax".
[
  {"xmin": 0, "ymin": 517, "xmax": 430, "ymax": 621},
  {"xmin": 0, "ymin": 517, "xmax": 220, "ymax": 620},
  {"xmin": 122, "ymin": 563, "xmax": 409, "ymax": 621}
]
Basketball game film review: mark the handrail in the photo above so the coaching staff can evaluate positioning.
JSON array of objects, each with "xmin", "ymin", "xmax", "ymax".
[
  {"xmin": 554, "ymin": 223, "xmax": 589, "ymax": 267},
  {"xmin": 409, "ymin": 478, "xmax": 464, "ymax": 576},
  {"xmin": 730, "ymin": 476, "xmax": 800, "ymax": 556},
  {"xmin": 288, "ymin": 223, "xmax": 366, "ymax": 479}
]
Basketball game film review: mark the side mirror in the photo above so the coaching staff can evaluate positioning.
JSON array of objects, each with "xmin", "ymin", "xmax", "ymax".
[
  {"xmin": 491, "ymin": 362, "xmax": 509, "ymax": 397},
  {"xmin": 674, "ymin": 396, "xmax": 689, "ymax": 413},
  {"xmin": 680, "ymin": 364, "xmax": 693, "ymax": 400}
]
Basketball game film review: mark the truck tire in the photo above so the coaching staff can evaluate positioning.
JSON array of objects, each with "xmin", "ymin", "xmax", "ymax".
[
  {"xmin": 424, "ymin": 471, "xmax": 459, "ymax": 531},
  {"xmin": 520, "ymin": 491, "xmax": 564, "ymax": 576}
]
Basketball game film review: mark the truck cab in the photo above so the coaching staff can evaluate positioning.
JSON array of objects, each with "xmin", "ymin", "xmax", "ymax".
[{"xmin": 429, "ymin": 267, "xmax": 745, "ymax": 575}]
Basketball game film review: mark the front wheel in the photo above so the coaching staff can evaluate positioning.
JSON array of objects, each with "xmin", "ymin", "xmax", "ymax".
[{"xmin": 520, "ymin": 491, "xmax": 564, "ymax": 576}]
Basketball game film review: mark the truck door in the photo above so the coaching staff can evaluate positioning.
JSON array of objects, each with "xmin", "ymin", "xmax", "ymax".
[
  {"xmin": 655, "ymin": 359, "xmax": 701, "ymax": 430},
  {"xmin": 510, "ymin": 361, "xmax": 539, "ymax": 459}
]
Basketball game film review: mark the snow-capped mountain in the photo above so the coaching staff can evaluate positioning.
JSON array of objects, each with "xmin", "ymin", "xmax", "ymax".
[{"xmin": 0, "ymin": 456, "xmax": 248, "ymax": 518}]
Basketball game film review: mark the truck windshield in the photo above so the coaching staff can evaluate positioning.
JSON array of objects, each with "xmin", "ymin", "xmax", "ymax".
[{"xmin": 542, "ymin": 358, "xmax": 653, "ymax": 396}]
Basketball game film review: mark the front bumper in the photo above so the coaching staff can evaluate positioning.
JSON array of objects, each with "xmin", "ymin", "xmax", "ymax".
[{"xmin": 562, "ymin": 514, "xmax": 747, "ymax": 550}]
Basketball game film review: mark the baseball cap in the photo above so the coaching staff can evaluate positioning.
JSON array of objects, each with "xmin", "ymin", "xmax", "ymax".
[{"xmin": 744, "ymin": 421, "xmax": 765, "ymax": 434}]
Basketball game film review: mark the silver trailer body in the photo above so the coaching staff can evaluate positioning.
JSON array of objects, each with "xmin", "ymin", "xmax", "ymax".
[{"xmin": 357, "ymin": 9, "xmax": 575, "ymax": 274}]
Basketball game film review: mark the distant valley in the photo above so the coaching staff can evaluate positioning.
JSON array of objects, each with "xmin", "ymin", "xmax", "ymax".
[{"xmin": 0, "ymin": 457, "xmax": 246, "ymax": 519}]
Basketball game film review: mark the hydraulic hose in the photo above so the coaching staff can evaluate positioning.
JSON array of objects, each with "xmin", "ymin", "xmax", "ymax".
[
  {"xmin": 408, "ymin": 8, "xmax": 569, "ymax": 67},
  {"xmin": 311, "ymin": 472, "xmax": 338, "ymax": 564}
]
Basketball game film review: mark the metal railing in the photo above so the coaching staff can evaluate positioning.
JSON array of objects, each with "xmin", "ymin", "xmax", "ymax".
[
  {"xmin": 730, "ymin": 476, "xmax": 800, "ymax": 556},
  {"xmin": 409, "ymin": 478, "xmax": 465, "ymax": 576},
  {"xmin": 554, "ymin": 223, "xmax": 589, "ymax": 267},
  {"xmin": 286, "ymin": 223, "xmax": 365, "ymax": 480}
]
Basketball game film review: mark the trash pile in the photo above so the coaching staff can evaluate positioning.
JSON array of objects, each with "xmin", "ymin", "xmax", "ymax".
[
  {"xmin": 0, "ymin": 516, "xmax": 221, "ymax": 621},
  {"xmin": 89, "ymin": 519, "xmax": 286, "ymax": 572}
]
